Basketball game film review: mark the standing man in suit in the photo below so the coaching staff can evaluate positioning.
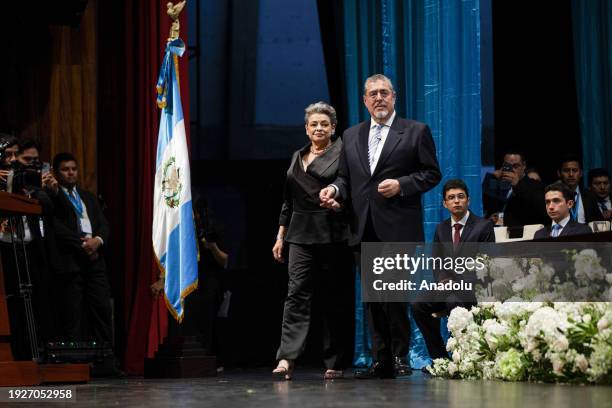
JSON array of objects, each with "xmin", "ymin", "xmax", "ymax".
[
  {"xmin": 534, "ymin": 182, "xmax": 592, "ymax": 239},
  {"xmin": 51, "ymin": 152, "xmax": 112, "ymax": 344},
  {"xmin": 557, "ymin": 155, "xmax": 602, "ymax": 224},
  {"xmin": 320, "ymin": 74, "xmax": 441, "ymax": 378},
  {"xmin": 412, "ymin": 179, "xmax": 494, "ymax": 360}
]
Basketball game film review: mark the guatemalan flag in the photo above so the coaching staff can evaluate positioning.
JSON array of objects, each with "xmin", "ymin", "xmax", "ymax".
[{"xmin": 152, "ymin": 38, "xmax": 198, "ymax": 322}]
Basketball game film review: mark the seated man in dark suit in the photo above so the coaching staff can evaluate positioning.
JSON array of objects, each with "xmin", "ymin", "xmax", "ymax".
[
  {"xmin": 587, "ymin": 168, "xmax": 612, "ymax": 221},
  {"xmin": 482, "ymin": 149, "xmax": 548, "ymax": 229},
  {"xmin": 534, "ymin": 182, "xmax": 592, "ymax": 239},
  {"xmin": 412, "ymin": 179, "xmax": 494, "ymax": 360}
]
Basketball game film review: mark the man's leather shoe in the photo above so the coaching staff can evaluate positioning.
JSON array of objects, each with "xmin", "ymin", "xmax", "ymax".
[
  {"xmin": 394, "ymin": 357, "xmax": 412, "ymax": 377},
  {"xmin": 354, "ymin": 361, "xmax": 395, "ymax": 379}
]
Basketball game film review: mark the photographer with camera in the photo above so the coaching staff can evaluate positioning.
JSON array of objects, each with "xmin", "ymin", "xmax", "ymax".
[
  {"xmin": 482, "ymin": 149, "xmax": 548, "ymax": 227},
  {"xmin": 0, "ymin": 135, "xmax": 60, "ymax": 360}
]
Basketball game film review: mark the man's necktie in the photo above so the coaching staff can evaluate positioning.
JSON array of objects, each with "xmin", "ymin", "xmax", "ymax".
[
  {"xmin": 551, "ymin": 223, "xmax": 562, "ymax": 238},
  {"xmin": 368, "ymin": 124, "xmax": 384, "ymax": 170},
  {"xmin": 453, "ymin": 223, "xmax": 463, "ymax": 250}
]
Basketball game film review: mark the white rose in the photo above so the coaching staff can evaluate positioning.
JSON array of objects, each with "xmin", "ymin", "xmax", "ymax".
[
  {"xmin": 606, "ymin": 273, "xmax": 612, "ymax": 284},
  {"xmin": 598, "ymin": 317, "xmax": 609, "ymax": 331},
  {"xmin": 448, "ymin": 362, "xmax": 458, "ymax": 376},
  {"xmin": 552, "ymin": 335, "xmax": 569, "ymax": 352},
  {"xmin": 446, "ymin": 337, "xmax": 457, "ymax": 352},
  {"xmin": 574, "ymin": 354, "xmax": 588, "ymax": 373},
  {"xmin": 552, "ymin": 357, "xmax": 564, "ymax": 375},
  {"xmin": 582, "ymin": 314, "xmax": 592, "ymax": 324},
  {"xmin": 452, "ymin": 351, "xmax": 461, "ymax": 363}
]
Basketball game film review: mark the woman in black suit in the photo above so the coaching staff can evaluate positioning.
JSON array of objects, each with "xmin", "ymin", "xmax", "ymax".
[{"xmin": 272, "ymin": 102, "xmax": 353, "ymax": 380}]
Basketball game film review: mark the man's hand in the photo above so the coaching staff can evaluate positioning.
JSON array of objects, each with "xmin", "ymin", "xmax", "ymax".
[
  {"xmin": 319, "ymin": 186, "xmax": 336, "ymax": 208},
  {"xmin": 272, "ymin": 239, "xmax": 284, "ymax": 263},
  {"xmin": 377, "ymin": 179, "xmax": 401, "ymax": 198},
  {"xmin": 501, "ymin": 170, "xmax": 520, "ymax": 187},
  {"xmin": 81, "ymin": 237, "xmax": 102, "ymax": 255},
  {"xmin": 602, "ymin": 210, "xmax": 612, "ymax": 221},
  {"xmin": 0, "ymin": 169, "xmax": 9, "ymax": 183},
  {"xmin": 42, "ymin": 173, "xmax": 59, "ymax": 194}
]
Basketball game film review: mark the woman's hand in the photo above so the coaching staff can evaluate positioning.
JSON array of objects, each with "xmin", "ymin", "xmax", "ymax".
[{"xmin": 272, "ymin": 239, "xmax": 284, "ymax": 263}]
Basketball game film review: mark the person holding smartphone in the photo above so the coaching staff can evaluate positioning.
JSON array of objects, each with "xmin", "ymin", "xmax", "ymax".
[{"xmin": 482, "ymin": 149, "xmax": 548, "ymax": 228}]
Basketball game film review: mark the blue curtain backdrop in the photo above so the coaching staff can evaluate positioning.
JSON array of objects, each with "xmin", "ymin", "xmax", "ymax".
[
  {"xmin": 342, "ymin": 0, "xmax": 482, "ymax": 368},
  {"xmin": 571, "ymin": 0, "xmax": 612, "ymax": 174}
]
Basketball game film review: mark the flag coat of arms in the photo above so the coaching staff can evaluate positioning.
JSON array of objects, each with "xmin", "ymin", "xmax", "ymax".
[{"xmin": 152, "ymin": 38, "xmax": 198, "ymax": 321}]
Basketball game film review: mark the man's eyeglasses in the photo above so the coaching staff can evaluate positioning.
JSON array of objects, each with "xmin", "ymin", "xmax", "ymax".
[{"xmin": 366, "ymin": 90, "xmax": 392, "ymax": 100}]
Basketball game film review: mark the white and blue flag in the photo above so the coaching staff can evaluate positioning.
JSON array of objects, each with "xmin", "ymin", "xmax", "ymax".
[{"xmin": 152, "ymin": 38, "xmax": 198, "ymax": 322}]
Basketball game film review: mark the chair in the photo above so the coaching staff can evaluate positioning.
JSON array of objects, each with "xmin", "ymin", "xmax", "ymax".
[
  {"xmin": 494, "ymin": 224, "xmax": 545, "ymax": 243},
  {"xmin": 588, "ymin": 221, "xmax": 611, "ymax": 233}
]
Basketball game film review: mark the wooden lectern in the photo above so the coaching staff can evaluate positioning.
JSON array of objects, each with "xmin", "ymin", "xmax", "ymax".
[{"xmin": 0, "ymin": 191, "xmax": 89, "ymax": 386}]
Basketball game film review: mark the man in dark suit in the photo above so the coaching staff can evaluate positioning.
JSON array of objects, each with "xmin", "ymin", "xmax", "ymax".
[
  {"xmin": 557, "ymin": 154, "xmax": 602, "ymax": 224},
  {"xmin": 320, "ymin": 74, "xmax": 441, "ymax": 378},
  {"xmin": 412, "ymin": 179, "xmax": 494, "ymax": 360},
  {"xmin": 482, "ymin": 150, "xmax": 548, "ymax": 229},
  {"xmin": 534, "ymin": 182, "xmax": 592, "ymax": 239},
  {"xmin": 587, "ymin": 168, "xmax": 612, "ymax": 221},
  {"xmin": 51, "ymin": 152, "xmax": 112, "ymax": 343}
]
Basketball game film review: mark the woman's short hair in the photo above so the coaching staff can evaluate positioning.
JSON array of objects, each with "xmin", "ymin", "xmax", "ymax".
[{"xmin": 304, "ymin": 101, "xmax": 337, "ymax": 126}]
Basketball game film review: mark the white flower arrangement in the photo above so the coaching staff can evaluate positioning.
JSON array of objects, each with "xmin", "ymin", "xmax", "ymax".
[{"xmin": 428, "ymin": 302, "xmax": 612, "ymax": 384}]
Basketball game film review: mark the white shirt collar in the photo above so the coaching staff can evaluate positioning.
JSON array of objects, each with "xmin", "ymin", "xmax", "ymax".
[
  {"xmin": 451, "ymin": 211, "xmax": 470, "ymax": 227},
  {"xmin": 552, "ymin": 215, "xmax": 571, "ymax": 229},
  {"xmin": 370, "ymin": 110, "xmax": 396, "ymax": 129}
]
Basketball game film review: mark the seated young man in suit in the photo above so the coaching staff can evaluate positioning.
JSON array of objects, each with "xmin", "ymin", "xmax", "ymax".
[
  {"xmin": 534, "ymin": 182, "xmax": 592, "ymax": 239},
  {"xmin": 588, "ymin": 168, "xmax": 612, "ymax": 221},
  {"xmin": 412, "ymin": 179, "xmax": 494, "ymax": 360}
]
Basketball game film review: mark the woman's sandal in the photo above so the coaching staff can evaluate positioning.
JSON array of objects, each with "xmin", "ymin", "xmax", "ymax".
[
  {"xmin": 323, "ymin": 369, "xmax": 344, "ymax": 380},
  {"xmin": 272, "ymin": 359, "xmax": 294, "ymax": 380}
]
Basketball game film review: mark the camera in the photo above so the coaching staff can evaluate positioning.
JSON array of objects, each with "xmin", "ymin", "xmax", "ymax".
[
  {"xmin": 501, "ymin": 162, "xmax": 513, "ymax": 173},
  {"xmin": 0, "ymin": 161, "xmax": 43, "ymax": 193}
]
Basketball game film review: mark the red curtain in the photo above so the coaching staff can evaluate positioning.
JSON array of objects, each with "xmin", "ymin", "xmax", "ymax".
[{"xmin": 120, "ymin": 0, "xmax": 190, "ymax": 375}]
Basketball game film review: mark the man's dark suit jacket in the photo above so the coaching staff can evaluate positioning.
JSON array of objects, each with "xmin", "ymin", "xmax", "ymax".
[
  {"xmin": 533, "ymin": 220, "xmax": 592, "ymax": 239},
  {"xmin": 432, "ymin": 212, "xmax": 495, "ymax": 283},
  {"xmin": 503, "ymin": 176, "xmax": 548, "ymax": 228},
  {"xmin": 582, "ymin": 189, "xmax": 605, "ymax": 223},
  {"xmin": 52, "ymin": 187, "xmax": 110, "ymax": 274},
  {"xmin": 333, "ymin": 116, "xmax": 441, "ymax": 245}
]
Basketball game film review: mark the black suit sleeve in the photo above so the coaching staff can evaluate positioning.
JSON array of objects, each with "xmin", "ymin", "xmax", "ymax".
[
  {"xmin": 480, "ymin": 220, "xmax": 496, "ymax": 242},
  {"xmin": 397, "ymin": 124, "xmax": 442, "ymax": 197},
  {"xmin": 333, "ymin": 138, "xmax": 350, "ymax": 201},
  {"xmin": 87, "ymin": 193, "xmax": 110, "ymax": 244},
  {"xmin": 511, "ymin": 177, "xmax": 548, "ymax": 224}
]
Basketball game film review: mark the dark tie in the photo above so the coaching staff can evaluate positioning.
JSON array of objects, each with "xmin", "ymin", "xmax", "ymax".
[{"xmin": 453, "ymin": 223, "xmax": 463, "ymax": 249}]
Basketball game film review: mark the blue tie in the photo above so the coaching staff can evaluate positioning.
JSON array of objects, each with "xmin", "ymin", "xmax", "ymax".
[
  {"xmin": 368, "ymin": 124, "xmax": 384, "ymax": 171},
  {"xmin": 551, "ymin": 223, "xmax": 562, "ymax": 238}
]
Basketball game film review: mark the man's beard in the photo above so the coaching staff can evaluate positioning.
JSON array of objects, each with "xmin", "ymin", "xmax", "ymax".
[{"xmin": 374, "ymin": 109, "xmax": 388, "ymax": 119}]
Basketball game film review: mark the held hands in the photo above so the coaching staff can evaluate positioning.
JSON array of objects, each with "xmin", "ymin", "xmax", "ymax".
[
  {"xmin": 319, "ymin": 186, "xmax": 336, "ymax": 208},
  {"xmin": 81, "ymin": 237, "xmax": 102, "ymax": 256},
  {"xmin": 377, "ymin": 179, "xmax": 401, "ymax": 198}
]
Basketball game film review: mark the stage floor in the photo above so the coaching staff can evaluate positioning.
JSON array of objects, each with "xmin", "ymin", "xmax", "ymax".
[{"xmin": 30, "ymin": 369, "xmax": 612, "ymax": 407}]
